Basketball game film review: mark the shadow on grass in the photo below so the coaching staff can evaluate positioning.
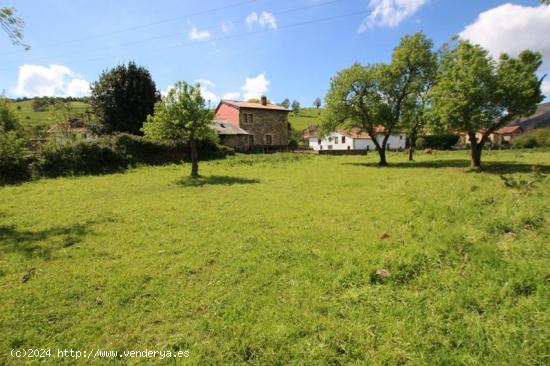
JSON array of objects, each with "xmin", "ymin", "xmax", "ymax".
[
  {"xmin": 344, "ymin": 159, "xmax": 550, "ymax": 174},
  {"xmin": 176, "ymin": 175, "xmax": 260, "ymax": 187},
  {"xmin": 0, "ymin": 219, "xmax": 104, "ymax": 258}
]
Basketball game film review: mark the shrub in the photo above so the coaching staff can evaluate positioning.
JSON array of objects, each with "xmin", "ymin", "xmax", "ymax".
[
  {"xmin": 0, "ymin": 131, "xmax": 32, "ymax": 183},
  {"xmin": 512, "ymin": 129, "xmax": 550, "ymax": 148},
  {"xmin": 36, "ymin": 140, "xmax": 130, "ymax": 177},
  {"xmin": 415, "ymin": 134, "xmax": 459, "ymax": 150}
]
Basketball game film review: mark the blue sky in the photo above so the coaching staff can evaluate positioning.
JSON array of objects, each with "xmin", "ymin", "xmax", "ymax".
[{"xmin": 1, "ymin": 0, "xmax": 548, "ymax": 105}]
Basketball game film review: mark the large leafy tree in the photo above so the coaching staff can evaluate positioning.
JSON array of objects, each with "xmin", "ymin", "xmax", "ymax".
[
  {"xmin": 90, "ymin": 61, "xmax": 159, "ymax": 135},
  {"xmin": 430, "ymin": 40, "xmax": 544, "ymax": 168},
  {"xmin": 395, "ymin": 32, "xmax": 437, "ymax": 161},
  {"xmin": 0, "ymin": 6, "xmax": 29, "ymax": 50},
  {"xmin": 324, "ymin": 32, "xmax": 436, "ymax": 166},
  {"xmin": 291, "ymin": 100, "xmax": 301, "ymax": 114},
  {"xmin": 142, "ymin": 81, "xmax": 214, "ymax": 177},
  {"xmin": 313, "ymin": 97, "xmax": 321, "ymax": 109},
  {"xmin": 280, "ymin": 98, "xmax": 290, "ymax": 109}
]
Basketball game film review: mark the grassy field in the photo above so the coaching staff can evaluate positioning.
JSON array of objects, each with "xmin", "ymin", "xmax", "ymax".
[
  {"xmin": 9, "ymin": 100, "xmax": 91, "ymax": 127},
  {"xmin": 1, "ymin": 149, "xmax": 549, "ymax": 364},
  {"xmin": 288, "ymin": 107, "xmax": 324, "ymax": 131}
]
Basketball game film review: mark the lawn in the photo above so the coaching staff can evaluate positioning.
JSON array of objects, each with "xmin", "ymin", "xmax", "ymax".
[
  {"xmin": 1, "ymin": 149, "xmax": 549, "ymax": 365},
  {"xmin": 9, "ymin": 100, "xmax": 91, "ymax": 128},
  {"xmin": 288, "ymin": 107, "xmax": 324, "ymax": 131}
]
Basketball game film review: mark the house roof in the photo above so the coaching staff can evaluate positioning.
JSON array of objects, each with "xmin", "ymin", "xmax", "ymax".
[
  {"xmin": 213, "ymin": 120, "xmax": 251, "ymax": 135},
  {"xmin": 494, "ymin": 126, "xmax": 523, "ymax": 135},
  {"xmin": 217, "ymin": 100, "xmax": 291, "ymax": 112}
]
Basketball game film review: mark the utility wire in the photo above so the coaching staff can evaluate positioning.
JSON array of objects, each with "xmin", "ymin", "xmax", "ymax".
[
  {"xmin": 1, "ymin": 0, "xmax": 348, "ymax": 66},
  {"xmin": 0, "ymin": 0, "xmax": 259, "ymax": 56}
]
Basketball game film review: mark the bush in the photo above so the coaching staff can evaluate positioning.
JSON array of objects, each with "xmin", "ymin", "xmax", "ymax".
[
  {"xmin": 512, "ymin": 129, "xmax": 550, "ymax": 149},
  {"xmin": 416, "ymin": 134, "xmax": 459, "ymax": 150},
  {"xmin": 0, "ymin": 131, "xmax": 32, "ymax": 183},
  {"xmin": 36, "ymin": 140, "xmax": 130, "ymax": 177}
]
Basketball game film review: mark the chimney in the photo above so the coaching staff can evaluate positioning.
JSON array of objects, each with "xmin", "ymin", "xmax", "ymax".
[{"xmin": 260, "ymin": 95, "xmax": 267, "ymax": 106}]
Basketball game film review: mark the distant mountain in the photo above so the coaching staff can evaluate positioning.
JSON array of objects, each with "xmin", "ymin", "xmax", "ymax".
[{"xmin": 510, "ymin": 102, "xmax": 550, "ymax": 130}]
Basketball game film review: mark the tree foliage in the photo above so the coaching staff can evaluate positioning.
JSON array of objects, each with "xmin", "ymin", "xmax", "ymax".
[
  {"xmin": 142, "ymin": 81, "xmax": 214, "ymax": 177},
  {"xmin": 280, "ymin": 98, "xmax": 290, "ymax": 109},
  {"xmin": 430, "ymin": 40, "xmax": 544, "ymax": 167},
  {"xmin": 90, "ymin": 61, "xmax": 159, "ymax": 135},
  {"xmin": 313, "ymin": 97, "xmax": 321, "ymax": 109},
  {"xmin": 291, "ymin": 100, "xmax": 301, "ymax": 114},
  {"xmin": 0, "ymin": 98, "xmax": 21, "ymax": 132},
  {"xmin": 0, "ymin": 6, "xmax": 29, "ymax": 50}
]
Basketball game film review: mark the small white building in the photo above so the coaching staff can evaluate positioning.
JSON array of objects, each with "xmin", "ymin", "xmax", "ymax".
[{"xmin": 307, "ymin": 128, "xmax": 406, "ymax": 151}]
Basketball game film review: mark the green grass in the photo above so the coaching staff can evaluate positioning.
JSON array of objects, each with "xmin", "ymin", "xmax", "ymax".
[
  {"xmin": 1, "ymin": 150, "xmax": 549, "ymax": 365},
  {"xmin": 288, "ymin": 107, "xmax": 324, "ymax": 131},
  {"xmin": 9, "ymin": 100, "xmax": 91, "ymax": 127}
]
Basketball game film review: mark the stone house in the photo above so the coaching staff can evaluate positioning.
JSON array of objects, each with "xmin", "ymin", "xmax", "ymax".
[{"xmin": 214, "ymin": 96, "xmax": 290, "ymax": 152}]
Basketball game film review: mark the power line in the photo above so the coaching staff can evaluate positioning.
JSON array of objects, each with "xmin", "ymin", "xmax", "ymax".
[
  {"xmin": 0, "ymin": 0, "xmax": 259, "ymax": 56},
  {"xmin": 0, "ymin": 0, "xmax": 349, "ymax": 66}
]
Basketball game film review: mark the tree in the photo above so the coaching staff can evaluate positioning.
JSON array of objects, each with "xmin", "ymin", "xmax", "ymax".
[
  {"xmin": 313, "ymin": 97, "xmax": 322, "ymax": 109},
  {"xmin": 291, "ymin": 100, "xmax": 301, "ymax": 114},
  {"xmin": 323, "ymin": 33, "xmax": 435, "ymax": 166},
  {"xmin": 90, "ymin": 61, "xmax": 159, "ymax": 135},
  {"xmin": 0, "ymin": 6, "xmax": 29, "ymax": 50},
  {"xmin": 142, "ymin": 81, "xmax": 214, "ymax": 177},
  {"xmin": 394, "ymin": 32, "xmax": 437, "ymax": 161},
  {"xmin": 280, "ymin": 98, "xmax": 290, "ymax": 109},
  {"xmin": 430, "ymin": 40, "xmax": 544, "ymax": 168},
  {"xmin": 0, "ymin": 98, "xmax": 21, "ymax": 132}
]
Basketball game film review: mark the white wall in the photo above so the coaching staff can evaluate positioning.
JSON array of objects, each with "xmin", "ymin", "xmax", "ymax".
[{"xmin": 309, "ymin": 132, "xmax": 407, "ymax": 151}]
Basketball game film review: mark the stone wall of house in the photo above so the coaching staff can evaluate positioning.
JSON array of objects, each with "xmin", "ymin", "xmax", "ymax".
[
  {"xmin": 239, "ymin": 108, "xmax": 289, "ymax": 149},
  {"xmin": 220, "ymin": 134, "xmax": 253, "ymax": 152}
]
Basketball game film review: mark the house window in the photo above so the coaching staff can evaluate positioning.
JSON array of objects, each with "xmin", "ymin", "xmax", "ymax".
[
  {"xmin": 342, "ymin": 136, "xmax": 346, "ymax": 143},
  {"xmin": 328, "ymin": 137, "xmax": 332, "ymax": 142},
  {"xmin": 242, "ymin": 113, "xmax": 253, "ymax": 124},
  {"xmin": 265, "ymin": 134, "xmax": 272, "ymax": 145},
  {"xmin": 318, "ymin": 138, "xmax": 321, "ymax": 145},
  {"xmin": 399, "ymin": 135, "xmax": 403, "ymax": 140}
]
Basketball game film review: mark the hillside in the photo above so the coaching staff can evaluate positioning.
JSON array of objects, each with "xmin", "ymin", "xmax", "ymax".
[
  {"xmin": 1, "ymin": 150, "xmax": 549, "ymax": 364},
  {"xmin": 288, "ymin": 107, "xmax": 324, "ymax": 132},
  {"xmin": 8, "ymin": 99, "xmax": 91, "ymax": 127},
  {"xmin": 511, "ymin": 102, "xmax": 550, "ymax": 130}
]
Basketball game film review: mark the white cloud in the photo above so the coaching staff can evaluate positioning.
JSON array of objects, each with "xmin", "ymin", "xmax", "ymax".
[
  {"xmin": 246, "ymin": 11, "xmax": 277, "ymax": 30},
  {"xmin": 222, "ymin": 92, "xmax": 241, "ymax": 100},
  {"xmin": 241, "ymin": 73, "xmax": 270, "ymax": 100},
  {"xmin": 195, "ymin": 78, "xmax": 215, "ymax": 88},
  {"xmin": 459, "ymin": 4, "xmax": 550, "ymax": 99},
  {"xmin": 542, "ymin": 79, "xmax": 550, "ymax": 98},
  {"xmin": 221, "ymin": 20, "xmax": 233, "ymax": 33},
  {"xmin": 188, "ymin": 27, "xmax": 211, "ymax": 41},
  {"xmin": 358, "ymin": 0, "xmax": 429, "ymax": 32},
  {"xmin": 13, "ymin": 64, "xmax": 90, "ymax": 97}
]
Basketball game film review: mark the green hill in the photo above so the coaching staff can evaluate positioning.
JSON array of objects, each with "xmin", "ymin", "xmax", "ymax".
[
  {"xmin": 9, "ymin": 99, "xmax": 91, "ymax": 127},
  {"xmin": 288, "ymin": 107, "xmax": 324, "ymax": 131}
]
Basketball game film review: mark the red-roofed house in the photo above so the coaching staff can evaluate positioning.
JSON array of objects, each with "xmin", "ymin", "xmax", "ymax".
[
  {"xmin": 457, "ymin": 126, "xmax": 524, "ymax": 146},
  {"xmin": 306, "ymin": 127, "xmax": 406, "ymax": 151},
  {"xmin": 214, "ymin": 96, "xmax": 290, "ymax": 152}
]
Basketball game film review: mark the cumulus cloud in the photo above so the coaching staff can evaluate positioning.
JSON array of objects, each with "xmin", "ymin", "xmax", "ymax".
[
  {"xmin": 241, "ymin": 73, "xmax": 270, "ymax": 100},
  {"xmin": 459, "ymin": 4, "xmax": 550, "ymax": 99},
  {"xmin": 188, "ymin": 27, "xmax": 211, "ymax": 41},
  {"xmin": 222, "ymin": 92, "xmax": 241, "ymax": 100},
  {"xmin": 358, "ymin": 0, "xmax": 429, "ymax": 32},
  {"xmin": 221, "ymin": 20, "xmax": 233, "ymax": 33},
  {"xmin": 13, "ymin": 64, "xmax": 90, "ymax": 97},
  {"xmin": 246, "ymin": 11, "xmax": 277, "ymax": 30}
]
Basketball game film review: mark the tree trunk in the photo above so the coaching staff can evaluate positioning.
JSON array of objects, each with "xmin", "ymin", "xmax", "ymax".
[
  {"xmin": 408, "ymin": 133, "xmax": 416, "ymax": 161},
  {"xmin": 190, "ymin": 139, "xmax": 199, "ymax": 177},
  {"xmin": 469, "ymin": 139, "xmax": 483, "ymax": 169},
  {"xmin": 377, "ymin": 147, "xmax": 388, "ymax": 166}
]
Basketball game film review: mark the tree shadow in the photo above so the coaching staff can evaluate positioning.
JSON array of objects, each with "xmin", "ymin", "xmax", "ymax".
[
  {"xmin": 344, "ymin": 159, "xmax": 550, "ymax": 174},
  {"xmin": 175, "ymin": 175, "xmax": 261, "ymax": 187},
  {"xmin": 0, "ymin": 219, "xmax": 106, "ymax": 258}
]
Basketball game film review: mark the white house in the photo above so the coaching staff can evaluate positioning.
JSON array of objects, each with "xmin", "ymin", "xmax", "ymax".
[{"xmin": 307, "ymin": 128, "xmax": 406, "ymax": 151}]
